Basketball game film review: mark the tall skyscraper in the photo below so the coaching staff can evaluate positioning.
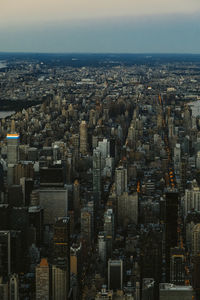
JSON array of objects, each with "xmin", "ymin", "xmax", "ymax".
[
  {"xmin": 9, "ymin": 273, "xmax": 19, "ymax": 300},
  {"xmin": 108, "ymin": 259, "xmax": 123, "ymax": 291},
  {"xmin": 7, "ymin": 122, "xmax": 19, "ymax": 165},
  {"xmin": 184, "ymin": 186, "xmax": 200, "ymax": 216},
  {"xmin": 35, "ymin": 258, "xmax": 50, "ymax": 300},
  {"xmin": 6, "ymin": 126, "xmax": 20, "ymax": 185},
  {"xmin": 192, "ymin": 255, "xmax": 200, "ymax": 300},
  {"xmin": 98, "ymin": 232, "xmax": 107, "ymax": 266},
  {"xmin": 165, "ymin": 190, "xmax": 179, "ymax": 282},
  {"xmin": 70, "ymin": 243, "xmax": 82, "ymax": 277},
  {"xmin": 52, "ymin": 265, "xmax": 69, "ymax": 300},
  {"xmin": 117, "ymin": 192, "xmax": 138, "ymax": 228},
  {"xmin": 53, "ymin": 217, "xmax": 70, "ymax": 299},
  {"xmin": 192, "ymin": 224, "xmax": 200, "ymax": 256},
  {"xmin": 93, "ymin": 149, "xmax": 101, "ymax": 205},
  {"xmin": 73, "ymin": 180, "xmax": 81, "ymax": 223},
  {"xmin": 115, "ymin": 166, "xmax": 127, "ymax": 196},
  {"xmin": 170, "ymin": 247, "xmax": 185, "ymax": 285},
  {"xmin": 0, "ymin": 231, "xmax": 11, "ymax": 279},
  {"xmin": 79, "ymin": 121, "xmax": 88, "ymax": 155},
  {"xmin": 104, "ymin": 209, "xmax": 115, "ymax": 259},
  {"xmin": 81, "ymin": 209, "xmax": 92, "ymax": 245}
]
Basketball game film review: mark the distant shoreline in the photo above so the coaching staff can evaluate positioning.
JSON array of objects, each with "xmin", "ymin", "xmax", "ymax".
[
  {"xmin": 0, "ymin": 61, "xmax": 7, "ymax": 69},
  {"xmin": 0, "ymin": 111, "xmax": 15, "ymax": 119}
]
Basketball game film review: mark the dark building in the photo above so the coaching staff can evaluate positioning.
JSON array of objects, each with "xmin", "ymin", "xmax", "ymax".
[
  {"xmin": 8, "ymin": 185, "xmax": 23, "ymax": 207},
  {"xmin": 170, "ymin": 247, "xmax": 185, "ymax": 285},
  {"xmin": 192, "ymin": 255, "xmax": 200, "ymax": 300},
  {"xmin": 165, "ymin": 190, "xmax": 179, "ymax": 282},
  {"xmin": 140, "ymin": 227, "xmax": 163, "ymax": 300},
  {"xmin": 0, "ymin": 230, "xmax": 23, "ymax": 280},
  {"xmin": 28, "ymin": 206, "xmax": 44, "ymax": 247},
  {"xmin": 108, "ymin": 259, "xmax": 123, "ymax": 291},
  {"xmin": 53, "ymin": 217, "xmax": 70, "ymax": 298},
  {"xmin": 0, "ymin": 204, "xmax": 10, "ymax": 230},
  {"xmin": 40, "ymin": 166, "xmax": 64, "ymax": 187},
  {"xmin": 0, "ymin": 231, "xmax": 11, "ymax": 279},
  {"xmin": 20, "ymin": 177, "xmax": 34, "ymax": 206}
]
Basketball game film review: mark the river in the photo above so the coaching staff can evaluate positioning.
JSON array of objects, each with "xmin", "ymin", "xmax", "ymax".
[
  {"xmin": 0, "ymin": 61, "xmax": 7, "ymax": 69},
  {"xmin": 0, "ymin": 111, "xmax": 15, "ymax": 119}
]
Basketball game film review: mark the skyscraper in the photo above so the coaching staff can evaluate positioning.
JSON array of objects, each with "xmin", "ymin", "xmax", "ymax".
[
  {"xmin": 192, "ymin": 224, "xmax": 200, "ymax": 256},
  {"xmin": 117, "ymin": 192, "xmax": 138, "ymax": 228},
  {"xmin": 93, "ymin": 148, "xmax": 101, "ymax": 205},
  {"xmin": 7, "ymin": 121, "xmax": 19, "ymax": 165},
  {"xmin": 165, "ymin": 190, "xmax": 179, "ymax": 282},
  {"xmin": 9, "ymin": 273, "xmax": 19, "ymax": 300},
  {"xmin": 52, "ymin": 265, "xmax": 69, "ymax": 300},
  {"xmin": 0, "ymin": 231, "xmax": 11, "ymax": 279},
  {"xmin": 108, "ymin": 259, "xmax": 123, "ymax": 291},
  {"xmin": 73, "ymin": 180, "xmax": 81, "ymax": 223},
  {"xmin": 184, "ymin": 186, "xmax": 200, "ymax": 216},
  {"xmin": 35, "ymin": 258, "xmax": 50, "ymax": 300},
  {"xmin": 115, "ymin": 166, "xmax": 127, "ymax": 196},
  {"xmin": 53, "ymin": 217, "xmax": 70, "ymax": 299},
  {"xmin": 170, "ymin": 247, "xmax": 185, "ymax": 285},
  {"xmin": 79, "ymin": 121, "xmax": 88, "ymax": 155},
  {"xmin": 192, "ymin": 255, "xmax": 200, "ymax": 300},
  {"xmin": 7, "ymin": 126, "xmax": 20, "ymax": 186},
  {"xmin": 81, "ymin": 209, "xmax": 92, "ymax": 245}
]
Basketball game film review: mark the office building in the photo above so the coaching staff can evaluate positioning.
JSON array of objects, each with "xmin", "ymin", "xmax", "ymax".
[
  {"xmin": 36, "ymin": 258, "xmax": 50, "ymax": 300},
  {"xmin": 159, "ymin": 283, "xmax": 194, "ymax": 300},
  {"xmin": 13, "ymin": 163, "xmax": 34, "ymax": 185},
  {"xmin": 165, "ymin": 190, "xmax": 179, "ymax": 282},
  {"xmin": 0, "ymin": 205, "xmax": 10, "ymax": 230},
  {"xmin": 8, "ymin": 185, "xmax": 23, "ymax": 207},
  {"xmin": 104, "ymin": 209, "xmax": 115, "ymax": 240},
  {"xmin": 53, "ymin": 217, "xmax": 70, "ymax": 298},
  {"xmin": 93, "ymin": 149, "xmax": 101, "ymax": 205},
  {"xmin": 170, "ymin": 247, "xmax": 185, "ymax": 285},
  {"xmin": 79, "ymin": 121, "xmax": 88, "ymax": 155},
  {"xmin": 52, "ymin": 265, "xmax": 68, "ymax": 300},
  {"xmin": 184, "ymin": 186, "xmax": 200, "ymax": 216},
  {"xmin": 9, "ymin": 273, "xmax": 19, "ymax": 300},
  {"xmin": 81, "ymin": 208, "xmax": 92, "ymax": 245},
  {"xmin": 192, "ymin": 255, "xmax": 200, "ymax": 300},
  {"xmin": 70, "ymin": 243, "xmax": 82, "ymax": 277},
  {"xmin": 98, "ymin": 232, "xmax": 107, "ymax": 265},
  {"xmin": 142, "ymin": 278, "xmax": 155, "ymax": 300},
  {"xmin": 115, "ymin": 167, "xmax": 127, "ymax": 196},
  {"xmin": 0, "ymin": 231, "xmax": 11, "ymax": 278},
  {"xmin": 39, "ymin": 187, "xmax": 68, "ymax": 224},
  {"xmin": 7, "ymin": 131, "xmax": 19, "ymax": 165},
  {"xmin": 192, "ymin": 223, "xmax": 200, "ymax": 256},
  {"xmin": 73, "ymin": 180, "xmax": 81, "ymax": 223},
  {"xmin": 0, "ymin": 277, "xmax": 8, "ymax": 300},
  {"xmin": 108, "ymin": 259, "xmax": 123, "ymax": 291},
  {"xmin": 117, "ymin": 192, "xmax": 138, "ymax": 228}
]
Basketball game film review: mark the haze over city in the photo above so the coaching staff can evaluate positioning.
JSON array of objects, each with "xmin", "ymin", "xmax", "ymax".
[{"xmin": 0, "ymin": 0, "xmax": 200, "ymax": 53}]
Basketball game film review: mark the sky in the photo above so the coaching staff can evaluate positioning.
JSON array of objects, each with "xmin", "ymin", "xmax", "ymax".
[{"xmin": 0, "ymin": 0, "xmax": 200, "ymax": 53}]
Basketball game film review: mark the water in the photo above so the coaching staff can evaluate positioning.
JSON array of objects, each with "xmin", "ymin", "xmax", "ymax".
[
  {"xmin": 0, "ymin": 61, "xmax": 7, "ymax": 69},
  {"xmin": 0, "ymin": 111, "xmax": 15, "ymax": 119}
]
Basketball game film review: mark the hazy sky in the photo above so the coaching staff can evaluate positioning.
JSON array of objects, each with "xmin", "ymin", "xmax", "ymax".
[{"xmin": 0, "ymin": 0, "xmax": 200, "ymax": 53}]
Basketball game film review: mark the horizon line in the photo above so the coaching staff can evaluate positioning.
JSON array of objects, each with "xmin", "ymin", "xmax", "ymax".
[{"xmin": 0, "ymin": 51, "xmax": 200, "ymax": 56}]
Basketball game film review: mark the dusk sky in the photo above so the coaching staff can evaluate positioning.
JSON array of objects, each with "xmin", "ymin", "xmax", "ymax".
[{"xmin": 0, "ymin": 0, "xmax": 200, "ymax": 53}]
